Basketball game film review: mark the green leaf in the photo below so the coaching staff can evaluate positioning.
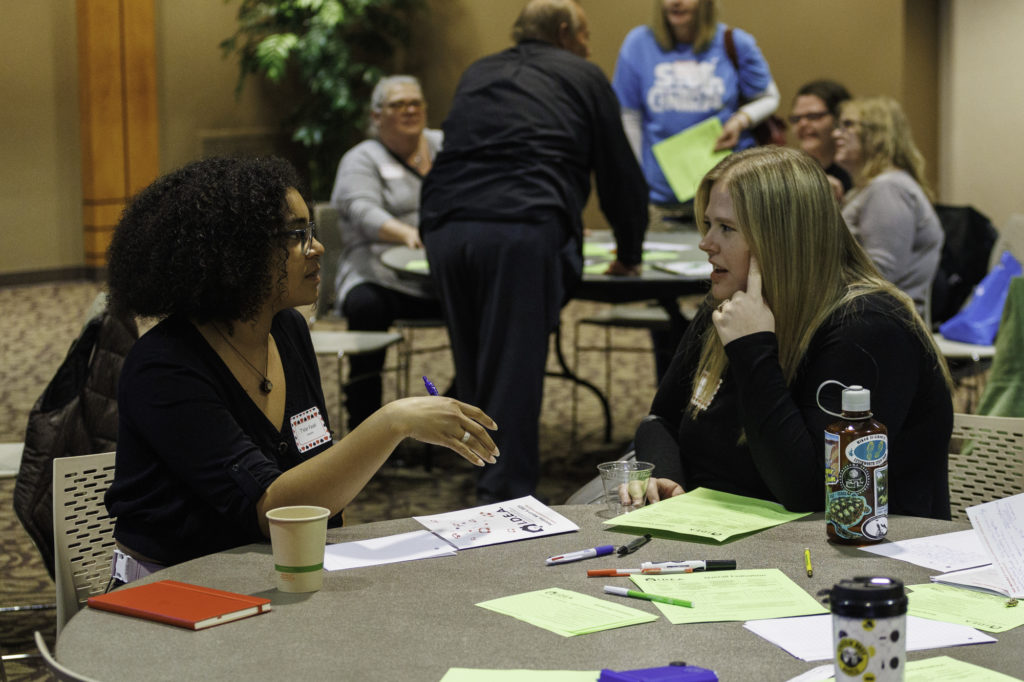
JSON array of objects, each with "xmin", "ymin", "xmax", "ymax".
[{"xmin": 255, "ymin": 33, "xmax": 299, "ymax": 81}]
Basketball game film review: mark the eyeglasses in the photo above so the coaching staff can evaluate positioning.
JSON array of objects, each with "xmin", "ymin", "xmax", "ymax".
[
  {"xmin": 787, "ymin": 111, "xmax": 831, "ymax": 125},
  {"xmin": 278, "ymin": 221, "xmax": 318, "ymax": 255},
  {"xmin": 384, "ymin": 98, "xmax": 425, "ymax": 112}
]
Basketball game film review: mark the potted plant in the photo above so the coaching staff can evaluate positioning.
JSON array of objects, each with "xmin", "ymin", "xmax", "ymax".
[{"xmin": 221, "ymin": 0, "xmax": 426, "ymax": 199}]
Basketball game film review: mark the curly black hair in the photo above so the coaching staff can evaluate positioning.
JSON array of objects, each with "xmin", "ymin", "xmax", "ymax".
[{"xmin": 107, "ymin": 156, "xmax": 303, "ymax": 322}]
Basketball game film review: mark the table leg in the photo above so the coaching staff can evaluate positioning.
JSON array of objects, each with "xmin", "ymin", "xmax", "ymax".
[{"xmin": 546, "ymin": 324, "xmax": 612, "ymax": 443}]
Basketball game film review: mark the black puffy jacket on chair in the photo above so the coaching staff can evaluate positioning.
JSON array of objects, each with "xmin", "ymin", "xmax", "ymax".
[{"xmin": 13, "ymin": 307, "xmax": 137, "ymax": 579}]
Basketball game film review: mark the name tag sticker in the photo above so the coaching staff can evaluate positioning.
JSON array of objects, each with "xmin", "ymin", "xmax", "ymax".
[
  {"xmin": 290, "ymin": 406, "xmax": 332, "ymax": 453},
  {"xmin": 380, "ymin": 163, "xmax": 404, "ymax": 180}
]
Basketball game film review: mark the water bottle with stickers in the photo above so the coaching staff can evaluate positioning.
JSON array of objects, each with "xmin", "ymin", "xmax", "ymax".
[{"xmin": 817, "ymin": 381, "xmax": 888, "ymax": 544}]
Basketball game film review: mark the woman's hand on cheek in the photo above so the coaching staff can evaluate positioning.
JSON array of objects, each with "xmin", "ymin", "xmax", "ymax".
[{"xmin": 711, "ymin": 254, "xmax": 775, "ymax": 346}]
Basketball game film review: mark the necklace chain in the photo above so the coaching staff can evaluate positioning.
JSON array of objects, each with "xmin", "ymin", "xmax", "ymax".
[{"xmin": 213, "ymin": 324, "xmax": 273, "ymax": 394}]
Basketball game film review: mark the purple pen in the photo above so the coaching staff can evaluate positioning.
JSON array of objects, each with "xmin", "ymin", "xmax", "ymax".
[{"xmin": 422, "ymin": 376, "xmax": 440, "ymax": 396}]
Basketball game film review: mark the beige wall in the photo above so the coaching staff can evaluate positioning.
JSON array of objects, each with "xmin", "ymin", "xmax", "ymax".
[
  {"xmin": 0, "ymin": 0, "xmax": 1004, "ymax": 278},
  {"xmin": 413, "ymin": 0, "xmax": 936, "ymax": 230},
  {"xmin": 155, "ymin": 0, "xmax": 286, "ymax": 174},
  {"xmin": 939, "ymin": 0, "xmax": 1024, "ymax": 229},
  {"xmin": 1, "ymin": 3, "xmax": 84, "ymax": 275}
]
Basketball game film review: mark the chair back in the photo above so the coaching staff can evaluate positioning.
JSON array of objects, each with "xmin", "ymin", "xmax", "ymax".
[
  {"xmin": 52, "ymin": 452, "xmax": 117, "ymax": 634},
  {"xmin": 34, "ymin": 630, "xmax": 101, "ymax": 682},
  {"xmin": 314, "ymin": 202, "xmax": 343, "ymax": 320},
  {"xmin": 948, "ymin": 413, "xmax": 1024, "ymax": 520}
]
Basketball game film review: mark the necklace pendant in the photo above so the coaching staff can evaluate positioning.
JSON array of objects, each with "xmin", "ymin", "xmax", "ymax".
[{"xmin": 259, "ymin": 378, "xmax": 274, "ymax": 394}]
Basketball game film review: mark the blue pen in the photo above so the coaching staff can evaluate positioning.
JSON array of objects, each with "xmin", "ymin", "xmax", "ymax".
[
  {"xmin": 422, "ymin": 376, "xmax": 439, "ymax": 396},
  {"xmin": 546, "ymin": 545, "xmax": 615, "ymax": 566}
]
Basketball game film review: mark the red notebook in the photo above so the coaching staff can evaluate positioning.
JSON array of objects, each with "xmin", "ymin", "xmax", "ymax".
[{"xmin": 86, "ymin": 579, "xmax": 272, "ymax": 630}]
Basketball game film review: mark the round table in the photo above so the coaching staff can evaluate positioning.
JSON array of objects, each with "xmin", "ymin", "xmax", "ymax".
[
  {"xmin": 57, "ymin": 507, "xmax": 1019, "ymax": 681},
  {"xmin": 379, "ymin": 230, "xmax": 710, "ymax": 304}
]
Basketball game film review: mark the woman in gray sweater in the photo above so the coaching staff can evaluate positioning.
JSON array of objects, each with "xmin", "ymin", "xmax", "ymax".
[
  {"xmin": 329, "ymin": 75, "xmax": 444, "ymax": 429},
  {"xmin": 833, "ymin": 96, "xmax": 943, "ymax": 318}
]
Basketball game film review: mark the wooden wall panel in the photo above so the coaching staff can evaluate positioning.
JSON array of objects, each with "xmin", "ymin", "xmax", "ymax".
[{"xmin": 76, "ymin": 0, "xmax": 158, "ymax": 268}]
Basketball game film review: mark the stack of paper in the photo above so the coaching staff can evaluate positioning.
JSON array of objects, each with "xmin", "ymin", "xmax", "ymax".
[
  {"xmin": 415, "ymin": 495, "xmax": 579, "ymax": 550},
  {"xmin": 324, "ymin": 496, "xmax": 577, "ymax": 571},
  {"xmin": 859, "ymin": 493, "xmax": 1024, "ymax": 631},
  {"xmin": 476, "ymin": 588, "xmax": 657, "ymax": 637},
  {"xmin": 604, "ymin": 488, "xmax": 811, "ymax": 542},
  {"xmin": 905, "ymin": 583, "xmax": 1024, "ymax": 632}
]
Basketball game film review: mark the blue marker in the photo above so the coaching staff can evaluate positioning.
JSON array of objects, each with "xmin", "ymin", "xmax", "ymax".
[{"xmin": 422, "ymin": 376, "xmax": 439, "ymax": 396}]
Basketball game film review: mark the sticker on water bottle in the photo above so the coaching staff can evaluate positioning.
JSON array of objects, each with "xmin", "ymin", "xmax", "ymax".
[
  {"xmin": 874, "ymin": 465, "xmax": 889, "ymax": 514},
  {"xmin": 825, "ymin": 432, "xmax": 840, "ymax": 485},
  {"xmin": 846, "ymin": 434, "xmax": 887, "ymax": 463}
]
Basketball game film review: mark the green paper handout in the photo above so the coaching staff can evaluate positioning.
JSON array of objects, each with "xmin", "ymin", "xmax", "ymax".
[
  {"xmin": 604, "ymin": 487, "xmax": 810, "ymax": 542},
  {"xmin": 651, "ymin": 117, "xmax": 731, "ymax": 203}
]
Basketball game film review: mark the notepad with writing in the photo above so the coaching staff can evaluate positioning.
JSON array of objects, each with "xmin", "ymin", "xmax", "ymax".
[{"xmin": 86, "ymin": 579, "xmax": 272, "ymax": 630}]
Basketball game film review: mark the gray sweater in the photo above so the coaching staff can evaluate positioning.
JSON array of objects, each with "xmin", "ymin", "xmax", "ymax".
[
  {"xmin": 841, "ymin": 169, "xmax": 943, "ymax": 315},
  {"xmin": 329, "ymin": 130, "xmax": 443, "ymax": 305}
]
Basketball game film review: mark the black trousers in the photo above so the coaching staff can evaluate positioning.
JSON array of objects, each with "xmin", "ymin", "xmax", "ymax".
[
  {"xmin": 424, "ymin": 218, "xmax": 575, "ymax": 502},
  {"xmin": 341, "ymin": 283, "xmax": 442, "ymax": 430}
]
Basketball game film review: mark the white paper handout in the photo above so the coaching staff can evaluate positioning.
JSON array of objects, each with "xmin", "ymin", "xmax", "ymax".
[
  {"xmin": 859, "ymin": 529, "xmax": 991, "ymax": 572},
  {"xmin": 743, "ymin": 613, "xmax": 995, "ymax": 662},
  {"xmin": 323, "ymin": 530, "xmax": 456, "ymax": 571},
  {"xmin": 966, "ymin": 492, "xmax": 1024, "ymax": 598},
  {"xmin": 414, "ymin": 495, "xmax": 579, "ymax": 550},
  {"xmin": 932, "ymin": 562, "xmax": 1014, "ymax": 598}
]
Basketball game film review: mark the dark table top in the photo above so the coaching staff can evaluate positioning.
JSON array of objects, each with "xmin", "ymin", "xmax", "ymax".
[
  {"xmin": 381, "ymin": 231, "xmax": 710, "ymax": 304},
  {"xmin": 57, "ymin": 506, "xmax": 1019, "ymax": 681}
]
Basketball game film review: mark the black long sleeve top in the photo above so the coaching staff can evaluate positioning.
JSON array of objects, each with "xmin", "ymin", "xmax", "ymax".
[
  {"xmin": 420, "ymin": 40, "xmax": 647, "ymax": 266},
  {"xmin": 640, "ymin": 293, "xmax": 953, "ymax": 519},
  {"xmin": 106, "ymin": 309, "xmax": 339, "ymax": 565}
]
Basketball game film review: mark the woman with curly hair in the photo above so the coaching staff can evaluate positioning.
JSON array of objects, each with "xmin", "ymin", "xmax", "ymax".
[
  {"xmin": 633, "ymin": 147, "xmax": 953, "ymax": 520},
  {"xmin": 104, "ymin": 156, "xmax": 497, "ymax": 573}
]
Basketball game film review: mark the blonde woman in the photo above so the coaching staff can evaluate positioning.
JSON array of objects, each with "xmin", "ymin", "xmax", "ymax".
[
  {"xmin": 613, "ymin": 0, "xmax": 779, "ymax": 228},
  {"xmin": 635, "ymin": 147, "xmax": 953, "ymax": 520},
  {"xmin": 833, "ymin": 97, "xmax": 943, "ymax": 316}
]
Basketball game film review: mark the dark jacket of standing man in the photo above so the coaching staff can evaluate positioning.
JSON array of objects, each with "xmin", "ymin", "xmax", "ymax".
[{"xmin": 420, "ymin": 0, "xmax": 648, "ymax": 503}]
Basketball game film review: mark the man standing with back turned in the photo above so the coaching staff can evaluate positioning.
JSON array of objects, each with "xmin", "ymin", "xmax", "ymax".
[{"xmin": 420, "ymin": 0, "xmax": 648, "ymax": 503}]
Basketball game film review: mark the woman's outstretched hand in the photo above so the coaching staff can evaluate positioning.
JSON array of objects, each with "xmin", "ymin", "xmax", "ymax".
[
  {"xmin": 383, "ymin": 397, "xmax": 499, "ymax": 467},
  {"xmin": 711, "ymin": 255, "xmax": 775, "ymax": 346}
]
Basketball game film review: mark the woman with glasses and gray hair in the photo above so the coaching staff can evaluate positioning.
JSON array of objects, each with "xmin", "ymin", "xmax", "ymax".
[
  {"xmin": 104, "ymin": 156, "xmax": 497, "ymax": 573},
  {"xmin": 329, "ymin": 74, "xmax": 445, "ymax": 431}
]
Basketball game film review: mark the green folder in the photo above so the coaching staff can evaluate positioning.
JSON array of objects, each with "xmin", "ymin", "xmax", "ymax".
[{"xmin": 651, "ymin": 118, "xmax": 731, "ymax": 203}]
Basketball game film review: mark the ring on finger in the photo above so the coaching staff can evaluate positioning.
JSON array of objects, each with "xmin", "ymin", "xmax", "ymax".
[{"xmin": 461, "ymin": 430, "xmax": 471, "ymax": 444}]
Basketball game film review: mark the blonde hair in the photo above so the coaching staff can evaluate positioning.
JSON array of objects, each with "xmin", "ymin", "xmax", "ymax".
[
  {"xmin": 651, "ymin": 0, "xmax": 718, "ymax": 53},
  {"xmin": 687, "ymin": 146, "xmax": 949, "ymax": 417},
  {"xmin": 842, "ymin": 96, "xmax": 932, "ymax": 199}
]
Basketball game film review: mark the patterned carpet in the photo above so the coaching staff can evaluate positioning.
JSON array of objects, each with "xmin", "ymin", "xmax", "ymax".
[{"xmin": 0, "ymin": 280, "xmax": 659, "ymax": 679}]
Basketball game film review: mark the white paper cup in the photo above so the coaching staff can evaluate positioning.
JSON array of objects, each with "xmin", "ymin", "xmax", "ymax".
[
  {"xmin": 597, "ymin": 461, "xmax": 654, "ymax": 516},
  {"xmin": 266, "ymin": 505, "xmax": 330, "ymax": 593}
]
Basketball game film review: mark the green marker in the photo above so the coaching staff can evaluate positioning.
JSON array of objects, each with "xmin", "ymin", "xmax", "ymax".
[{"xmin": 603, "ymin": 585, "xmax": 693, "ymax": 608}]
